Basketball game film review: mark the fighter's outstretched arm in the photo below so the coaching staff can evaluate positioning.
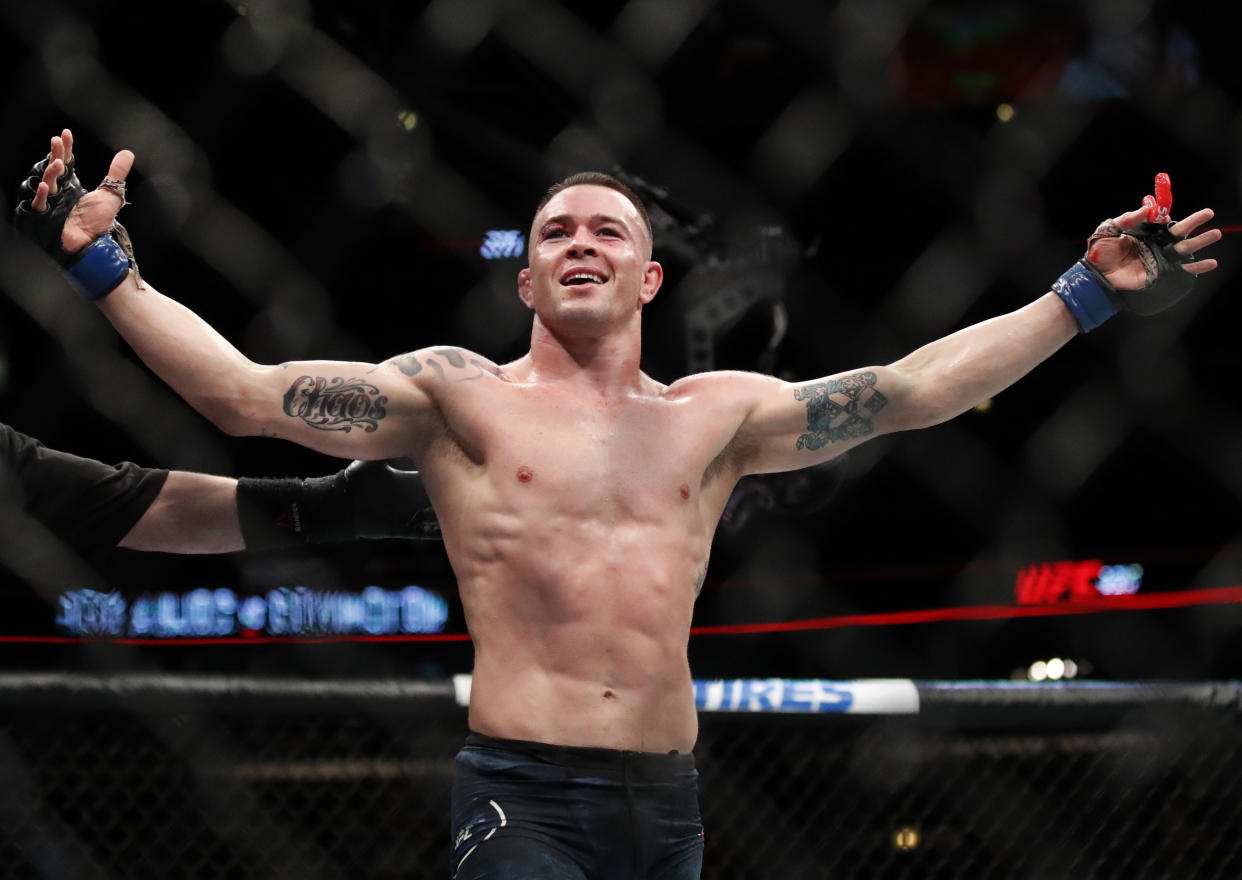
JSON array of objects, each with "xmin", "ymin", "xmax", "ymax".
[
  {"xmin": 20, "ymin": 130, "xmax": 438, "ymax": 462},
  {"xmin": 728, "ymin": 200, "xmax": 1221, "ymax": 477},
  {"xmin": 100, "ymin": 275, "xmax": 434, "ymax": 459}
]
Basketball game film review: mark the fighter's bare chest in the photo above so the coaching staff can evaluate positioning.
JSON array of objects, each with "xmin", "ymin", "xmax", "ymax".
[{"xmin": 435, "ymin": 383, "xmax": 728, "ymax": 490}]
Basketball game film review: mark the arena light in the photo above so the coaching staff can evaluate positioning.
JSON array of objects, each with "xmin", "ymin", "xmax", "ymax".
[
  {"xmin": 893, "ymin": 826, "xmax": 920, "ymax": 851},
  {"xmin": 397, "ymin": 109, "xmax": 419, "ymax": 131},
  {"xmin": 1028, "ymin": 657, "xmax": 1080, "ymax": 682}
]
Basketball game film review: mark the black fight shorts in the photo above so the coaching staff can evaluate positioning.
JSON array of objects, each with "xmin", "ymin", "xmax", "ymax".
[{"xmin": 450, "ymin": 732, "xmax": 704, "ymax": 879}]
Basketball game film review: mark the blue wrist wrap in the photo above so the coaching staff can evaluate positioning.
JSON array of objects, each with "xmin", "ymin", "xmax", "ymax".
[
  {"xmin": 1052, "ymin": 261, "xmax": 1118, "ymax": 333},
  {"xmin": 66, "ymin": 234, "xmax": 131, "ymax": 302}
]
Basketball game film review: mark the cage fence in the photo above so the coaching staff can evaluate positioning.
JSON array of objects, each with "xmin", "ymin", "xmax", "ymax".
[
  {"xmin": 2, "ymin": 2, "xmax": 1242, "ymax": 878},
  {"xmin": 0, "ymin": 675, "xmax": 1239, "ymax": 879}
]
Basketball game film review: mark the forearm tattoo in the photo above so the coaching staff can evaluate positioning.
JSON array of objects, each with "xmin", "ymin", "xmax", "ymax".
[
  {"xmin": 282, "ymin": 376, "xmax": 388, "ymax": 432},
  {"xmin": 794, "ymin": 371, "xmax": 888, "ymax": 451}
]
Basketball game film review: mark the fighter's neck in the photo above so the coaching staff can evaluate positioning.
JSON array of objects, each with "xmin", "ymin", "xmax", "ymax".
[{"xmin": 519, "ymin": 321, "xmax": 649, "ymax": 395}]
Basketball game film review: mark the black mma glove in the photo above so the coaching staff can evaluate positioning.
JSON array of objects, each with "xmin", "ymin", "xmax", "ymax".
[
  {"xmin": 236, "ymin": 461, "xmax": 441, "ymax": 549},
  {"xmin": 13, "ymin": 151, "xmax": 137, "ymax": 301},
  {"xmin": 1053, "ymin": 208, "xmax": 1197, "ymax": 333}
]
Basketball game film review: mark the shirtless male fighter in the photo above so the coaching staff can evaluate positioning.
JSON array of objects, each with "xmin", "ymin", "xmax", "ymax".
[{"xmin": 15, "ymin": 129, "xmax": 1220, "ymax": 879}]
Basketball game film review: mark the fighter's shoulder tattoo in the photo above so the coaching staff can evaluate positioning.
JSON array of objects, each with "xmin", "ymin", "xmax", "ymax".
[
  {"xmin": 793, "ymin": 370, "xmax": 888, "ymax": 451},
  {"xmin": 374, "ymin": 347, "xmax": 502, "ymax": 383}
]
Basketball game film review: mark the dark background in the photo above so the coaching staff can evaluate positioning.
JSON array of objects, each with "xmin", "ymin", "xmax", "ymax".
[{"xmin": 1, "ymin": 0, "xmax": 1240, "ymax": 682}]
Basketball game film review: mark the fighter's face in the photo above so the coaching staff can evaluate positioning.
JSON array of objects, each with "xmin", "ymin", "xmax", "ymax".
[{"xmin": 518, "ymin": 185, "xmax": 661, "ymax": 331}]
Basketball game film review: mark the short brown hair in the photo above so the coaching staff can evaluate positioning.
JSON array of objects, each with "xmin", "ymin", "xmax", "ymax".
[{"xmin": 533, "ymin": 172, "xmax": 653, "ymax": 250}]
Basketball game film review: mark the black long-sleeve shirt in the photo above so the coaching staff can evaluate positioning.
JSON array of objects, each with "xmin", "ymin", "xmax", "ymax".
[{"xmin": 0, "ymin": 422, "xmax": 167, "ymax": 554}]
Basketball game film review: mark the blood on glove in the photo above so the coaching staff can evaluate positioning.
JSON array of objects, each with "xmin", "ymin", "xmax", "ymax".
[{"xmin": 1053, "ymin": 173, "xmax": 1196, "ymax": 332}]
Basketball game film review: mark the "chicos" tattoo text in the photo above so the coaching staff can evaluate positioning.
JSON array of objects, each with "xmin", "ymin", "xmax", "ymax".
[{"xmin": 282, "ymin": 376, "xmax": 388, "ymax": 432}]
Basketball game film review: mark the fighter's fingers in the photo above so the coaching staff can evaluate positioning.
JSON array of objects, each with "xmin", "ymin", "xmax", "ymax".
[
  {"xmin": 1176, "ymin": 227, "xmax": 1222, "ymax": 257},
  {"xmin": 41, "ymin": 157, "xmax": 64, "ymax": 197},
  {"xmin": 1170, "ymin": 208, "xmax": 1215, "ymax": 239},
  {"xmin": 1115, "ymin": 205, "xmax": 1149, "ymax": 232},
  {"xmin": 61, "ymin": 128, "xmax": 74, "ymax": 166},
  {"xmin": 31, "ymin": 181, "xmax": 49, "ymax": 213},
  {"xmin": 1183, "ymin": 258, "xmax": 1218, "ymax": 276},
  {"xmin": 103, "ymin": 150, "xmax": 134, "ymax": 184}
]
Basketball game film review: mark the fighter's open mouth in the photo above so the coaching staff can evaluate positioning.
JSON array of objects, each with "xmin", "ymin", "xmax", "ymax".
[{"xmin": 561, "ymin": 272, "xmax": 606, "ymax": 286}]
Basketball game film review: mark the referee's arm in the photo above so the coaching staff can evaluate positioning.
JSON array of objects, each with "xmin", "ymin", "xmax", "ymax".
[{"xmin": 119, "ymin": 471, "xmax": 243, "ymax": 553}]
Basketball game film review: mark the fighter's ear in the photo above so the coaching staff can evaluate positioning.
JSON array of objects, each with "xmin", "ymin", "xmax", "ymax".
[
  {"xmin": 638, "ymin": 261, "xmax": 663, "ymax": 305},
  {"xmin": 518, "ymin": 267, "xmax": 534, "ymax": 308}
]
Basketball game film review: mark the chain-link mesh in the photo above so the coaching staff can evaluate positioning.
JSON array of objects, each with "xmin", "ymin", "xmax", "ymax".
[
  {"xmin": 0, "ymin": 707, "xmax": 461, "ymax": 879},
  {"xmin": 698, "ymin": 711, "xmax": 1242, "ymax": 878},
  {"xmin": 3, "ymin": 3, "xmax": 1242, "ymax": 875},
  {"xmin": 1, "ymin": 679, "xmax": 1240, "ymax": 879}
]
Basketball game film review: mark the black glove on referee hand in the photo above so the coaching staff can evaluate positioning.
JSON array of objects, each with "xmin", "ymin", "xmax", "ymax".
[
  {"xmin": 305, "ymin": 460, "xmax": 442, "ymax": 542},
  {"xmin": 236, "ymin": 461, "xmax": 441, "ymax": 549}
]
